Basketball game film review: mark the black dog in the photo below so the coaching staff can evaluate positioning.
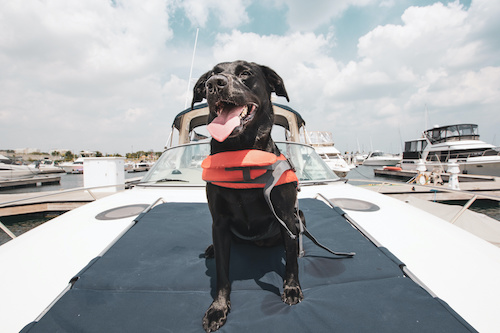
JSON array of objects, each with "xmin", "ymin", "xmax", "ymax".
[{"xmin": 192, "ymin": 61, "xmax": 303, "ymax": 332}]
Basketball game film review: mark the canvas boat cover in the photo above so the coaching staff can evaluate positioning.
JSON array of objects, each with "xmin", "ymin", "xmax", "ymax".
[{"xmin": 21, "ymin": 199, "xmax": 475, "ymax": 332}]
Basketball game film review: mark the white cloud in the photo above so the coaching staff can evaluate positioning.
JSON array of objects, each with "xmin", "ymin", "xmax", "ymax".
[
  {"xmin": 275, "ymin": 0, "xmax": 379, "ymax": 31},
  {"xmin": 1, "ymin": 0, "xmax": 499, "ymax": 155},
  {"xmin": 180, "ymin": 0, "xmax": 250, "ymax": 28},
  {"xmin": 207, "ymin": 30, "xmax": 341, "ymax": 123},
  {"xmin": 0, "ymin": 0, "xmax": 174, "ymax": 153}
]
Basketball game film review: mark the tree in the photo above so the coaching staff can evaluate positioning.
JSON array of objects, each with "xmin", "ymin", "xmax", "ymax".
[{"xmin": 64, "ymin": 151, "xmax": 74, "ymax": 161}]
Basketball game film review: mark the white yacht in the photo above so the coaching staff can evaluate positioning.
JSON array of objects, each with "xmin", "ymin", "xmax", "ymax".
[
  {"xmin": 401, "ymin": 124, "xmax": 500, "ymax": 176},
  {"xmin": 30, "ymin": 159, "xmax": 64, "ymax": 174},
  {"xmin": 307, "ymin": 131, "xmax": 351, "ymax": 177},
  {"xmin": 59, "ymin": 157, "xmax": 84, "ymax": 174},
  {"xmin": 0, "ymin": 154, "xmax": 39, "ymax": 180},
  {"xmin": 363, "ymin": 151, "xmax": 401, "ymax": 166}
]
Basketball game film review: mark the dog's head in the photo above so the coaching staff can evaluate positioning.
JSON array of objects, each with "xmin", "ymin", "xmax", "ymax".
[{"xmin": 191, "ymin": 61, "xmax": 289, "ymax": 145}]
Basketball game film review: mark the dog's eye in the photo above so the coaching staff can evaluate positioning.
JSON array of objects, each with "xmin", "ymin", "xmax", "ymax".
[{"xmin": 239, "ymin": 70, "xmax": 252, "ymax": 78}]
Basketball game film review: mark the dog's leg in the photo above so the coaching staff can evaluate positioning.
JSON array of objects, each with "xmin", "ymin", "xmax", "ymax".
[
  {"xmin": 203, "ymin": 188, "xmax": 232, "ymax": 332},
  {"xmin": 275, "ymin": 186, "xmax": 304, "ymax": 305},
  {"xmin": 203, "ymin": 222, "xmax": 232, "ymax": 332},
  {"xmin": 281, "ymin": 230, "xmax": 303, "ymax": 305}
]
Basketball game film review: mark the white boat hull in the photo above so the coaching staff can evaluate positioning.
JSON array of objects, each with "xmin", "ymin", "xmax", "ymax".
[
  {"xmin": 362, "ymin": 158, "xmax": 401, "ymax": 166},
  {"xmin": 0, "ymin": 165, "xmax": 39, "ymax": 180},
  {"xmin": 401, "ymin": 158, "xmax": 500, "ymax": 177}
]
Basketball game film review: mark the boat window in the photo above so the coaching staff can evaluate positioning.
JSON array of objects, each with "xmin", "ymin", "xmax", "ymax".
[
  {"xmin": 139, "ymin": 142, "xmax": 338, "ymax": 186},
  {"xmin": 447, "ymin": 126, "xmax": 460, "ymax": 139},
  {"xmin": 425, "ymin": 124, "xmax": 479, "ymax": 143},
  {"xmin": 276, "ymin": 142, "xmax": 338, "ymax": 182},
  {"xmin": 405, "ymin": 141, "xmax": 417, "ymax": 152}
]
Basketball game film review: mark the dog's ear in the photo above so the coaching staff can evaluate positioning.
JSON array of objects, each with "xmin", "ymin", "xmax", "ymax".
[
  {"xmin": 191, "ymin": 71, "xmax": 210, "ymax": 109},
  {"xmin": 260, "ymin": 65, "xmax": 289, "ymax": 102}
]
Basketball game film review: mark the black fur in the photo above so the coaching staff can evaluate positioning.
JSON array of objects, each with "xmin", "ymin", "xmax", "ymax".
[{"xmin": 192, "ymin": 61, "xmax": 302, "ymax": 332}]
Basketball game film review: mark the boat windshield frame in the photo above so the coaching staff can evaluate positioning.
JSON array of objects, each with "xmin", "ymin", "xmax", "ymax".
[
  {"xmin": 138, "ymin": 141, "xmax": 339, "ymax": 187},
  {"xmin": 424, "ymin": 124, "xmax": 479, "ymax": 144}
]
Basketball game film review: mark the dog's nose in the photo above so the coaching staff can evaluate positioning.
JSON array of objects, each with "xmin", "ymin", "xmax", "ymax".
[{"xmin": 206, "ymin": 75, "xmax": 228, "ymax": 94}]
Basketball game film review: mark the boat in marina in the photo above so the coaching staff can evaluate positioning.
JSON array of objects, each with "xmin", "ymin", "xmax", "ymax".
[
  {"xmin": 59, "ymin": 157, "xmax": 84, "ymax": 174},
  {"xmin": 401, "ymin": 124, "xmax": 500, "ymax": 176},
  {"xmin": 306, "ymin": 131, "xmax": 351, "ymax": 177},
  {"xmin": 362, "ymin": 150, "xmax": 401, "ymax": 166},
  {"xmin": 30, "ymin": 159, "xmax": 64, "ymax": 174},
  {"xmin": 1, "ymin": 103, "xmax": 499, "ymax": 333},
  {"xmin": 127, "ymin": 160, "xmax": 154, "ymax": 173},
  {"xmin": 0, "ymin": 154, "xmax": 40, "ymax": 180}
]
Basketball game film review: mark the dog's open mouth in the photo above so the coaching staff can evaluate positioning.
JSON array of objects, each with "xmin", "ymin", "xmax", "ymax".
[{"xmin": 207, "ymin": 101, "xmax": 258, "ymax": 142}]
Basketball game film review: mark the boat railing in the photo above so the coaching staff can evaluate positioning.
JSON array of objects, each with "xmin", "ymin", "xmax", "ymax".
[
  {"xmin": 347, "ymin": 178, "xmax": 500, "ymax": 224},
  {"xmin": 0, "ymin": 182, "xmax": 134, "ymax": 241}
]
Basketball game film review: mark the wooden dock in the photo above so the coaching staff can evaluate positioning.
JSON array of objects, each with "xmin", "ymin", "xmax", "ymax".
[
  {"xmin": 353, "ymin": 178, "xmax": 500, "ymax": 201},
  {"xmin": 0, "ymin": 176, "xmax": 61, "ymax": 190},
  {"xmin": 374, "ymin": 168, "xmax": 496, "ymax": 183},
  {"xmin": 0, "ymin": 177, "xmax": 142, "ymax": 217},
  {"xmin": 0, "ymin": 189, "xmax": 115, "ymax": 217}
]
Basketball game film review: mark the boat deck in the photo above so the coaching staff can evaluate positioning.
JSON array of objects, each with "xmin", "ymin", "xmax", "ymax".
[{"xmin": 21, "ymin": 199, "xmax": 474, "ymax": 332}]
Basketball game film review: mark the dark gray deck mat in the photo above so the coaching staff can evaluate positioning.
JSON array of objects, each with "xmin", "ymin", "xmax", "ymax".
[{"xmin": 22, "ymin": 199, "xmax": 475, "ymax": 332}]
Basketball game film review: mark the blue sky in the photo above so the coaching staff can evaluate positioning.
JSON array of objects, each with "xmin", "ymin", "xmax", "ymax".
[{"xmin": 1, "ymin": 0, "xmax": 497, "ymax": 155}]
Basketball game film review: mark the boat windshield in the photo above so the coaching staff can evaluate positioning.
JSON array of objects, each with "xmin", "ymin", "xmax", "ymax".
[
  {"xmin": 139, "ymin": 142, "xmax": 339, "ymax": 186},
  {"xmin": 424, "ymin": 124, "xmax": 479, "ymax": 144}
]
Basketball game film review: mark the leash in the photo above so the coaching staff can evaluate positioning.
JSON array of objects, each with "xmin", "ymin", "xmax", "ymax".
[{"xmin": 261, "ymin": 159, "xmax": 355, "ymax": 258}]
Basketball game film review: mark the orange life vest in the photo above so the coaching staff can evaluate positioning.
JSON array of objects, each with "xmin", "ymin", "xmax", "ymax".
[{"xmin": 201, "ymin": 149, "xmax": 298, "ymax": 189}]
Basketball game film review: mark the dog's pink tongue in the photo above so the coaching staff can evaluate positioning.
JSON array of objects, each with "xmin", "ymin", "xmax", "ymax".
[{"xmin": 208, "ymin": 106, "xmax": 243, "ymax": 142}]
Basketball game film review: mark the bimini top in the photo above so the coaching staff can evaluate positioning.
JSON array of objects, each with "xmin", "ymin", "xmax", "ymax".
[{"xmin": 172, "ymin": 103, "xmax": 306, "ymax": 145}]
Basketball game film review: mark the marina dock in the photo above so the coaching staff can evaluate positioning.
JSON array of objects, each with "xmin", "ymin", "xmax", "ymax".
[
  {"xmin": 373, "ymin": 168, "xmax": 496, "ymax": 183},
  {"xmin": 0, "ymin": 176, "xmax": 61, "ymax": 190},
  {"xmin": 353, "ymin": 177, "xmax": 500, "ymax": 201},
  {"xmin": 0, "ymin": 189, "xmax": 113, "ymax": 216},
  {"xmin": 0, "ymin": 177, "xmax": 142, "ymax": 217},
  {"xmin": 363, "ymin": 168, "xmax": 500, "ymax": 201}
]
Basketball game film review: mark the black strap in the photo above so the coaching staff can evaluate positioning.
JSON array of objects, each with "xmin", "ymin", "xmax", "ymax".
[
  {"xmin": 302, "ymin": 225, "xmax": 355, "ymax": 257},
  {"xmin": 210, "ymin": 157, "xmax": 355, "ymax": 258}
]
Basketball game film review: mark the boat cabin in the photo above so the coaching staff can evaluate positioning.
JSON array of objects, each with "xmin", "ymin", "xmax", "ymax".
[
  {"xmin": 402, "ymin": 138, "xmax": 427, "ymax": 160},
  {"xmin": 166, "ymin": 103, "xmax": 306, "ymax": 147}
]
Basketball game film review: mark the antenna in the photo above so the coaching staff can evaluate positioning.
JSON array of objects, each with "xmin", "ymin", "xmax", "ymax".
[
  {"xmin": 184, "ymin": 28, "xmax": 199, "ymax": 109},
  {"xmin": 424, "ymin": 104, "xmax": 429, "ymax": 132}
]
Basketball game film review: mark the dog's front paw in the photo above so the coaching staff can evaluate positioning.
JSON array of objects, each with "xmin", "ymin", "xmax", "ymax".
[
  {"xmin": 204, "ymin": 244, "xmax": 215, "ymax": 259},
  {"xmin": 282, "ymin": 282, "xmax": 303, "ymax": 305},
  {"xmin": 203, "ymin": 299, "xmax": 231, "ymax": 332}
]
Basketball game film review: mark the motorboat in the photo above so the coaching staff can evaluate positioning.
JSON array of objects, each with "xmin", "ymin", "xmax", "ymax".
[
  {"xmin": 59, "ymin": 157, "xmax": 84, "ymax": 174},
  {"xmin": 0, "ymin": 154, "xmax": 40, "ymax": 180},
  {"xmin": 401, "ymin": 124, "xmax": 500, "ymax": 176},
  {"xmin": 307, "ymin": 131, "xmax": 351, "ymax": 177},
  {"xmin": 1, "ymin": 104, "xmax": 499, "ymax": 333},
  {"xmin": 127, "ymin": 160, "xmax": 154, "ymax": 173},
  {"xmin": 362, "ymin": 150, "xmax": 401, "ymax": 166},
  {"xmin": 29, "ymin": 159, "xmax": 64, "ymax": 174}
]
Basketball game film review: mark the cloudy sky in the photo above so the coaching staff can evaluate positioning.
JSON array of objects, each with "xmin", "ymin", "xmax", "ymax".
[{"xmin": 1, "ymin": 0, "xmax": 498, "ymax": 155}]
